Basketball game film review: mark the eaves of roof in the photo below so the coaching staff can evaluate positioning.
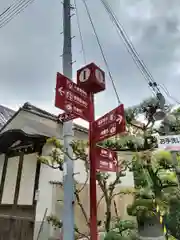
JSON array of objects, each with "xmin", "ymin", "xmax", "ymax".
[{"xmin": 0, "ymin": 102, "xmax": 88, "ymax": 134}]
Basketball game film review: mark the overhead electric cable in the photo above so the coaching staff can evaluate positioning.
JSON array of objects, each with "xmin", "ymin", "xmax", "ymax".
[
  {"xmin": 74, "ymin": 0, "xmax": 86, "ymax": 64},
  {"xmin": 0, "ymin": 0, "xmax": 21, "ymax": 18},
  {"xmin": 0, "ymin": 0, "xmax": 35, "ymax": 29},
  {"xmin": 0, "ymin": 7, "xmax": 11, "ymax": 18},
  {"xmin": 100, "ymin": 0, "xmax": 157, "ymax": 83},
  {"xmin": 158, "ymin": 84, "xmax": 180, "ymax": 105},
  {"xmin": 102, "ymin": 0, "xmax": 180, "ymax": 108},
  {"xmin": 81, "ymin": 0, "xmax": 121, "ymax": 104},
  {"xmin": 100, "ymin": 0, "xmax": 161, "ymax": 96}
]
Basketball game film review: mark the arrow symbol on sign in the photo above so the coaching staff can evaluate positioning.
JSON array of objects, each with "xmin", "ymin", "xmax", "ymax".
[
  {"xmin": 116, "ymin": 114, "xmax": 123, "ymax": 124},
  {"xmin": 59, "ymin": 116, "xmax": 64, "ymax": 121},
  {"xmin": 109, "ymin": 152, "xmax": 113, "ymax": 159},
  {"xmin": 68, "ymin": 83, "xmax": 73, "ymax": 89},
  {"xmin": 58, "ymin": 87, "xmax": 64, "ymax": 96},
  {"xmin": 113, "ymin": 158, "xmax": 117, "ymax": 166},
  {"xmin": 58, "ymin": 114, "xmax": 65, "ymax": 122}
]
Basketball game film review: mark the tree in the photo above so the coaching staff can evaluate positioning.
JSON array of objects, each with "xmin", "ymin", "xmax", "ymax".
[
  {"xmin": 127, "ymin": 150, "xmax": 178, "ymax": 239},
  {"xmin": 38, "ymin": 137, "xmax": 136, "ymax": 239},
  {"xmin": 102, "ymin": 97, "xmax": 180, "ymax": 239},
  {"xmin": 104, "ymin": 219, "xmax": 138, "ymax": 240},
  {"xmin": 165, "ymin": 189, "xmax": 180, "ymax": 239}
]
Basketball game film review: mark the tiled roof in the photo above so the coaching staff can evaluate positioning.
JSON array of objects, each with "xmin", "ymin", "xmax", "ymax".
[
  {"xmin": 0, "ymin": 102, "xmax": 88, "ymax": 134},
  {"xmin": 0, "ymin": 105, "xmax": 15, "ymax": 129}
]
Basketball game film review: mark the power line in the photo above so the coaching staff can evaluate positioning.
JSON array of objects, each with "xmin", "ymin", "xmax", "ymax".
[
  {"xmin": 0, "ymin": 7, "xmax": 11, "ymax": 18},
  {"xmin": 101, "ymin": 0, "xmax": 180, "ymax": 107},
  {"xmin": 81, "ymin": 0, "xmax": 121, "ymax": 105},
  {"xmin": 74, "ymin": 0, "xmax": 86, "ymax": 64},
  {"xmin": 0, "ymin": 0, "xmax": 20, "ymax": 18},
  {"xmin": 0, "ymin": 0, "xmax": 35, "ymax": 29},
  {"xmin": 99, "ymin": 0, "xmax": 161, "ymax": 97},
  {"xmin": 0, "ymin": 0, "xmax": 35, "ymax": 28},
  {"xmin": 158, "ymin": 84, "xmax": 180, "ymax": 105}
]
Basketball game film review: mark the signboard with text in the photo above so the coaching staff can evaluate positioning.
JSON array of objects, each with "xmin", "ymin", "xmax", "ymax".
[
  {"xmin": 158, "ymin": 134, "xmax": 180, "ymax": 151},
  {"xmin": 55, "ymin": 73, "xmax": 90, "ymax": 121},
  {"xmin": 92, "ymin": 104, "xmax": 125, "ymax": 143},
  {"xmin": 58, "ymin": 112, "xmax": 77, "ymax": 122},
  {"xmin": 95, "ymin": 146, "xmax": 119, "ymax": 172}
]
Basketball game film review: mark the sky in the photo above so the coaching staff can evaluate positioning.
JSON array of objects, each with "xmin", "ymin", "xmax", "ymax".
[{"xmin": 0, "ymin": 0, "xmax": 180, "ymax": 128}]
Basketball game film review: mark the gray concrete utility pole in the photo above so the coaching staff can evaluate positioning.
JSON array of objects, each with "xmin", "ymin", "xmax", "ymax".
[{"xmin": 62, "ymin": 0, "xmax": 74, "ymax": 240}]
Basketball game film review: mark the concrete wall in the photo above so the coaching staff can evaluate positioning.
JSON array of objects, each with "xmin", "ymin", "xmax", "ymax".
[
  {"xmin": 35, "ymin": 147, "xmax": 135, "ymax": 239},
  {"xmin": 52, "ymin": 182, "xmax": 134, "ymax": 237}
]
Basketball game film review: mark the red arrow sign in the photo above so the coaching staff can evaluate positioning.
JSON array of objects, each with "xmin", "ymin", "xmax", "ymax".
[
  {"xmin": 58, "ymin": 112, "xmax": 77, "ymax": 122},
  {"xmin": 95, "ymin": 146, "xmax": 119, "ymax": 172},
  {"xmin": 92, "ymin": 104, "xmax": 125, "ymax": 143},
  {"xmin": 55, "ymin": 73, "xmax": 90, "ymax": 121}
]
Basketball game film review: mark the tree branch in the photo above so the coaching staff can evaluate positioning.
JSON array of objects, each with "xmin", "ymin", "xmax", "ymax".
[
  {"xmin": 77, "ymin": 175, "xmax": 89, "ymax": 193},
  {"xmin": 74, "ymin": 189, "xmax": 89, "ymax": 227},
  {"xmin": 162, "ymin": 183, "xmax": 178, "ymax": 189},
  {"xmin": 97, "ymin": 194, "xmax": 105, "ymax": 209},
  {"xmin": 111, "ymin": 192, "xmax": 122, "ymax": 200},
  {"xmin": 75, "ymin": 228, "xmax": 90, "ymax": 240},
  {"xmin": 129, "ymin": 122, "xmax": 144, "ymax": 130}
]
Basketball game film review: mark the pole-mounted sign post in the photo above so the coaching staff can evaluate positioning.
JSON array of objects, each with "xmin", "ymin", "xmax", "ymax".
[{"xmin": 55, "ymin": 62, "xmax": 126, "ymax": 240}]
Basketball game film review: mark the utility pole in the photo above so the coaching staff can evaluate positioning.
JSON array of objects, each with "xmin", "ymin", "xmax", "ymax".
[{"xmin": 62, "ymin": 1, "xmax": 74, "ymax": 240}]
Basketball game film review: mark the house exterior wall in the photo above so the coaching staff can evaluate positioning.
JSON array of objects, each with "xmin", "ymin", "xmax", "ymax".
[
  {"xmin": 34, "ymin": 164, "xmax": 54, "ymax": 240},
  {"xmin": 18, "ymin": 153, "xmax": 37, "ymax": 205},
  {"xmin": 0, "ymin": 153, "xmax": 37, "ymax": 205},
  {"xmin": 2, "ymin": 156, "xmax": 19, "ymax": 204},
  {"xmin": 44, "ymin": 151, "xmax": 134, "ymax": 239},
  {"xmin": 51, "ymin": 183, "xmax": 134, "ymax": 238},
  {"xmin": 0, "ymin": 109, "xmax": 135, "ymax": 239},
  {"xmin": 36, "ymin": 147, "xmax": 135, "ymax": 239}
]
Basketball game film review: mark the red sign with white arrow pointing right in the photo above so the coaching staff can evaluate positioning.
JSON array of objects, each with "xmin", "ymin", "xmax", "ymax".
[
  {"xmin": 92, "ymin": 104, "xmax": 125, "ymax": 143},
  {"xmin": 95, "ymin": 146, "xmax": 119, "ymax": 172}
]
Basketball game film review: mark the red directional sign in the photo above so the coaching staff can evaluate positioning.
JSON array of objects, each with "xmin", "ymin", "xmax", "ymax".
[
  {"xmin": 95, "ymin": 146, "xmax": 119, "ymax": 172},
  {"xmin": 92, "ymin": 104, "xmax": 125, "ymax": 143},
  {"xmin": 55, "ymin": 73, "xmax": 90, "ymax": 121},
  {"xmin": 58, "ymin": 112, "xmax": 77, "ymax": 122}
]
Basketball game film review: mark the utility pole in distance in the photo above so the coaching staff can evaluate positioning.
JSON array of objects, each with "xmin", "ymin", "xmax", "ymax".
[{"xmin": 62, "ymin": 0, "xmax": 74, "ymax": 240}]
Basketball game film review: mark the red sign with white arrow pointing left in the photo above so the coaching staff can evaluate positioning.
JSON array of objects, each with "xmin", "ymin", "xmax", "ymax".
[
  {"xmin": 55, "ymin": 73, "xmax": 91, "ymax": 121},
  {"xmin": 58, "ymin": 112, "xmax": 77, "ymax": 122},
  {"xmin": 92, "ymin": 104, "xmax": 126, "ymax": 143}
]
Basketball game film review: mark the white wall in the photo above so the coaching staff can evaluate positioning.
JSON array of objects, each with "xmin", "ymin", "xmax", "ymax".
[
  {"xmin": 34, "ymin": 164, "xmax": 54, "ymax": 240},
  {"xmin": 18, "ymin": 153, "xmax": 37, "ymax": 205},
  {"xmin": 35, "ymin": 164, "xmax": 54, "ymax": 222},
  {"xmin": 2, "ymin": 156, "xmax": 19, "ymax": 204}
]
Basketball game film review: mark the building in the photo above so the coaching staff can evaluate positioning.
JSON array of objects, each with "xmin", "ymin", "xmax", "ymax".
[{"xmin": 0, "ymin": 103, "xmax": 134, "ymax": 240}]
